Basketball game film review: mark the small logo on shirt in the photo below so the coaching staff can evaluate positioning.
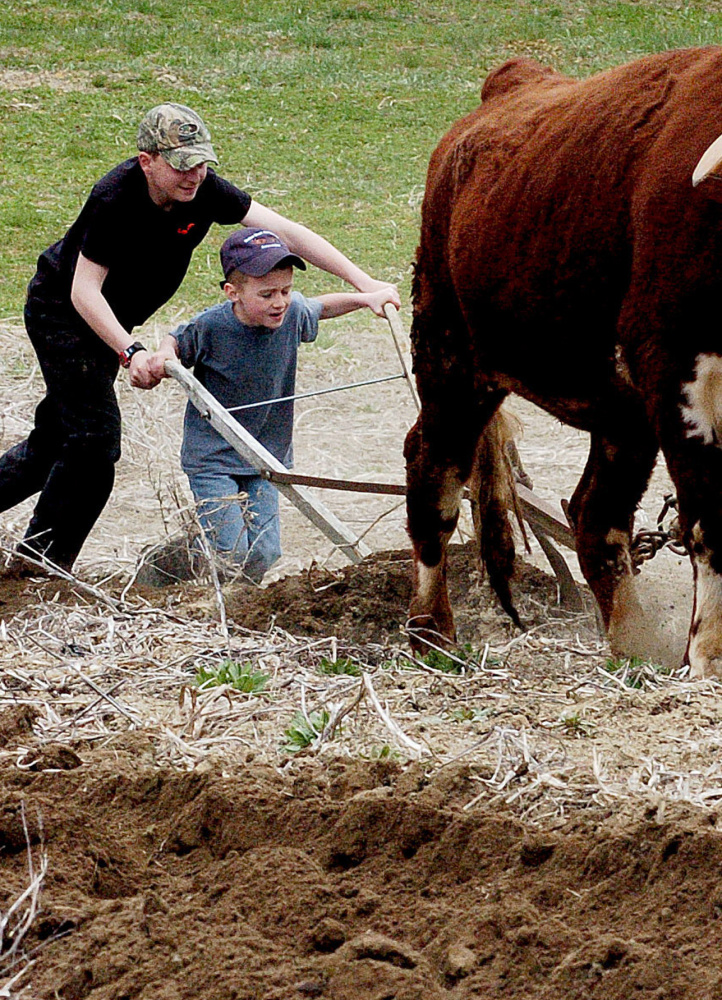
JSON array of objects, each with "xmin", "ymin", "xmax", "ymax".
[{"xmin": 177, "ymin": 222, "xmax": 196, "ymax": 236}]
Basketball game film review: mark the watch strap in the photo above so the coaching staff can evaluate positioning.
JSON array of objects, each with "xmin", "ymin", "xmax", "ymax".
[{"xmin": 118, "ymin": 341, "xmax": 147, "ymax": 368}]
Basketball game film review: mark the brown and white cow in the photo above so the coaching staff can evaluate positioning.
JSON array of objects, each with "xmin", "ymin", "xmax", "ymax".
[{"xmin": 405, "ymin": 47, "xmax": 722, "ymax": 678}]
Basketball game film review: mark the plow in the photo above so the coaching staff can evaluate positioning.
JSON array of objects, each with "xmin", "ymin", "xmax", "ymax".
[
  {"xmin": 165, "ymin": 304, "xmax": 688, "ymax": 616},
  {"xmin": 165, "ymin": 308, "xmax": 588, "ymax": 609}
]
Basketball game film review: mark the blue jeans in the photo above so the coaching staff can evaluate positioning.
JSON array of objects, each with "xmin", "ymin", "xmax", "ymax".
[{"xmin": 188, "ymin": 472, "xmax": 281, "ymax": 583}]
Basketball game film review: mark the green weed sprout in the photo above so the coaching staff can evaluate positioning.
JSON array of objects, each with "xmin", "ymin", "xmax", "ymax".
[
  {"xmin": 418, "ymin": 643, "xmax": 499, "ymax": 675},
  {"xmin": 368, "ymin": 744, "xmax": 399, "ymax": 760},
  {"xmin": 558, "ymin": 712, "xmax": 595, "ymax": 737},
  {"xmin": 194, "ymin": 659, "xmax": 269, "ymax": 694},
  {"xmin": 282, "ymin": 709, "xmax": 331, "ymax": 753},
  {"xmin": 317, "ymin": 656, "xmax": 361, "ymax": 677},
  {"xmin": 603, "ymin": 655, "xmax": 670, "ymax": 689},
  {"xmin": 420, "ymin": 648, "xmax": 463, "ymax": 673},
  {"xmin": 450, "ymin": 705, "xmax": 495, "ymax": 723}
]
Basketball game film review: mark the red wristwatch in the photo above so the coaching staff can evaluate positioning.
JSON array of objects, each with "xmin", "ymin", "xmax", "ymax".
[{"xmin": 118, "ymin": 341, "xmax": 147, "ymax": 368}]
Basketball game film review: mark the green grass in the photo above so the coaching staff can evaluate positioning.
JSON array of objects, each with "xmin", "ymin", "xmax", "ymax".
[
  {"xmin": 420, "ymin": 647, "xmax": 465, "ymax": 673},
  {"xmin": 449, "ymin": 705, "xmax": 495, "ymax": 723},
  {"xmin": 2, "ymin": 1, "xmax": 722, "ymax": 325},
  {"xmin": 416, "ymin": 641, "xmax": 499, "ymax": 674},
  {"xmin": 603, "ymin": 655, "xmax": 671, "ymax": 688}
]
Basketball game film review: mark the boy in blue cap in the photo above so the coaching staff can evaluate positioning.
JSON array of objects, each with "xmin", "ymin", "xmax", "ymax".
[
  {"xmin": 0, "ymin": 103, "xmax": 398, "ymax": 572},
  {"xmin": 149, "ymin": 227, "xmax": 396, "ymax": 582}
]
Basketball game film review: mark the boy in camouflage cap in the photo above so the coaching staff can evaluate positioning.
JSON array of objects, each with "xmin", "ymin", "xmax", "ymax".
[
  {"xmin": 137, "ymin": 103, "xmax": 219, "ymax": 171},
  {"xmin": 0, "ymin": 102, "xmax": 398, "ymax": 573}
]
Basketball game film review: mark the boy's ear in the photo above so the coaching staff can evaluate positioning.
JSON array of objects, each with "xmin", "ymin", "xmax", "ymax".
[
  {"xmin": 137, "ymin": 150, "xmax": 155, "ymax": 176},
  {"xmin": 223, "ymin": 281, "xmax": 239, "ymax": 302}
]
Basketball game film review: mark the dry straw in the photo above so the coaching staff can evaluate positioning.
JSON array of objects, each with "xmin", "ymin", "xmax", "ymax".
[
  {"xmin": 2, "ymin": 316, "xmax": 721, "ymax": 836},
  {"xmin": 2, "ymin": 557, "xmax": 722, "ymax": 831}
]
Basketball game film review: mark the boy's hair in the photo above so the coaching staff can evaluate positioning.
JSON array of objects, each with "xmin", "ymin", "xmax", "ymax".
[{"xmin": 225, "ymin": 262, "xmax": 295, "ymax": 289}]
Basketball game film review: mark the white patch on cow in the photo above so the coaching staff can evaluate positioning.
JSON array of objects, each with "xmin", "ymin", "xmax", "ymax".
[
  {"xmin": 606, "ymin": 527, "xmax": 640, "ymax": 646},
  {"xmin": 416, "ymin": 562, "xmax": 443, "ymax": 604},
  {"xmin": 607, "ymin": 574, "xmax": 645, "ymax": 655},
  {"xmin": 681, "ymin": 353, "xmax": 722, "ymax": 446},
  {"xmin": 614, "ymin": 345, "xmax": 634, "ymax": 387},
  {"xmin": 605, "ymin": 528, "xmax": 633, "ymax": 573},
  {"xmin": 692, "ymin": 558, "xmax": 722, "ymax": 625},
  {"xmin": 687, "ymin": 522, "xmax": 722, "ymax": 678},
  {"xmin": 604, "ymin": 529, "xmax": 672, "ymax": 664},
  {"xmin": 605, "ymin": 528, "xmax": 628, "ymax": 548}
]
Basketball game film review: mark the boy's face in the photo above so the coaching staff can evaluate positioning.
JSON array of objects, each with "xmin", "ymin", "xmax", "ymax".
[
  {"xmin": 225, "ymin": 267, "xmax": 294, "ymax": 329},
  {"xmin": 138, "ymin": 151, "xmax": 208, "ymax": 208}
]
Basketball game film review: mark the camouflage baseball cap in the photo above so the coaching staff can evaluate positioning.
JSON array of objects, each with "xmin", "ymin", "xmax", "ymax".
[{"xmin": 137, "ymin": 103, "xmax": 218, "ymax": 171}]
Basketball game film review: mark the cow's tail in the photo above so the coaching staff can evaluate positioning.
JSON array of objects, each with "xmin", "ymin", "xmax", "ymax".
[{"xmin": 468, "ymin": 408, "xmax": 527, "ymax": 628}]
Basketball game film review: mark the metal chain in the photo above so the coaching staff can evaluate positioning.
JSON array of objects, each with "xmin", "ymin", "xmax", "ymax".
[{"xmin": 631, "ymin": 493, "xmax": 687, "ymax": 568}]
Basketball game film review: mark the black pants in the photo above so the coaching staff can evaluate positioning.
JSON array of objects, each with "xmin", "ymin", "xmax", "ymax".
[{"xmin": 0, "ymin": 300, "xmax": 121, "ymax": 569}]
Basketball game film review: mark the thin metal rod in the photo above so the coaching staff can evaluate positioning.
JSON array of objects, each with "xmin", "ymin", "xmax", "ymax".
[
  {"xmin": 384, "ymin": 303, "xmax": 420, "ymax": 413},
  {"xmin": 261, "ymin": 469, "xmax": 406, "ymax": 496},
  {"xmin": 226, "ymin": 373, "xmax": 404, "ymax": 412}
]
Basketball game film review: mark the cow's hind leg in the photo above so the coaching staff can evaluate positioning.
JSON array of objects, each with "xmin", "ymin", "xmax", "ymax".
[{"xmin": 568, "ymin": 423, "xmax": 658, "ymax": 658}]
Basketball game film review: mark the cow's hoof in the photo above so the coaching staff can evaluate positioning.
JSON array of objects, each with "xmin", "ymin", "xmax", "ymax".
[{"xmin": 405, "ymin": 614, "xmax": 456, "ymax": 656}]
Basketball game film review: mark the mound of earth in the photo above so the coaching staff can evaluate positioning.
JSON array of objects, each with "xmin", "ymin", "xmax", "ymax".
[
  {"xmin": 0, "ymin": 541, "xmax": 573, "ymax": 649},
  {"xmin": 1, "ymin": 736, "xmax": 721, "ymax": 999},
  {"xmin": 220, "ymin": 543, "xmax": 563, "ymax": 646}
]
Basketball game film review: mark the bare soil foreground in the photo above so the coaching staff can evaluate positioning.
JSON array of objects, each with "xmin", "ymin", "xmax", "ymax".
[{"xmin": 2, "ymin": 545, "xmax": 722, "ymax": 999}]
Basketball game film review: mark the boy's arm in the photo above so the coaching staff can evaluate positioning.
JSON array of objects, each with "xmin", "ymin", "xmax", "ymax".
[
  {"xmin": 147, "ymin": 334, "xmax": 181, "ymax": 380},
  {"xmin": 71, "ymin": 253, "xmax": 159, "ymax": 390},
  {"xmin": 242, "ymin": 201, "xmax": 400, "ymax": 305},
  {"xmin": 316, "ymin": 287, "xmax": 398, "ymax": 320}
]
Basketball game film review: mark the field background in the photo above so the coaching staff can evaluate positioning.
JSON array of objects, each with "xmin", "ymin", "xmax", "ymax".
[{"xmin": 4, "ymin": 0, "xmax": 722, "ymax": 314}]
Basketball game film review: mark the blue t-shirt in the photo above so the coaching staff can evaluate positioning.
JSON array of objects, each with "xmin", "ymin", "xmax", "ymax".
[{"xmin": 172, "ymin": 292, "xmax": 322, "ymax": 476}]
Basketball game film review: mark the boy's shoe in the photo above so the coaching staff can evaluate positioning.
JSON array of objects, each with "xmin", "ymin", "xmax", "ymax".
[
  {"xmin": 0, "ymin": 553, "xmax": 63, "ymax": 580},
  {"xmin": 135, "ymin": 534, "xmax": 208, "ymax": 587}
]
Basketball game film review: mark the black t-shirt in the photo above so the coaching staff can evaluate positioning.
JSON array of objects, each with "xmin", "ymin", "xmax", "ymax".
[{"xmin": 28, "ymin": 158, "xmax": 252, "ymax": 332}]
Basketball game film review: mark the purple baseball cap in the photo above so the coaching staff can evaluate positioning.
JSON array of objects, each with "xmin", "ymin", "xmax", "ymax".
[{"xmin": 220, "ymin": 227, "xmax": 306, "ymax": 283}]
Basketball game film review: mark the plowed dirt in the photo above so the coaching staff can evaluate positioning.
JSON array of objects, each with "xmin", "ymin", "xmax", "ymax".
[
  {"xmin": 1, "ymin": 545, "xmax": 721, "ymax": 999},
  {"xmin": 0, "ymin": 313, "xmax": 717, "ymax": 998},
  {"xmin": 2, "ymin": 737, "xmax": 722, "ymax": 1000}
]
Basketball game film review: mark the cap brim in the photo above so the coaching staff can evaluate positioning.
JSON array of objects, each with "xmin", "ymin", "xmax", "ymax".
[
  {"xmin": 161, "ymin": 143, "xmax": 219, "ymax": 171},
  {"xmin": 264, "ymin": 252, "xmax": 307, "ymax": 274}
]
